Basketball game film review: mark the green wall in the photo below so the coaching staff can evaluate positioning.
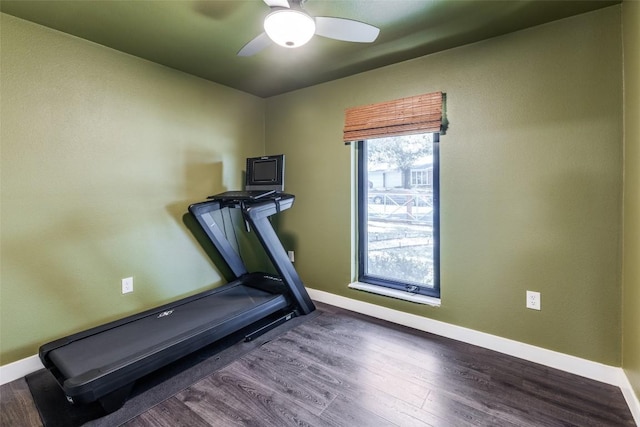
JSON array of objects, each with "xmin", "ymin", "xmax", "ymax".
[
  {"xmin": 265, "ymin": 7, "xmax": 624, "ymax": 365},
  {"xmin": 0, "ymin": 14, "xmax": 265, "ymax": 364},
  {"xmin": 622, "ymin": 0, "xmax": 640, "ymax": 400}
]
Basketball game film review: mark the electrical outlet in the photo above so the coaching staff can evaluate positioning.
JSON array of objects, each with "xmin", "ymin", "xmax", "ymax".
[
  {"xmin": 122, "ymin": 277, "xmax": 134, "ymax": 294},
  {"xmin": 526, "ymin": 290, "xmax": 541, "ymax": 310},
  {"xmin": 288, "ymin": 250, "xmax": 295, "ymax": 262}
]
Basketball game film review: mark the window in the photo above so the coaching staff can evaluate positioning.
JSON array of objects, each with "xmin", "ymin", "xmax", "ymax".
[
  {"xmin": 343, "ymin": 91, "xmax": 445, "ymax": 301},
  {"xmin": 356, "ymin": 134, "xmax": 440, "ymax": 298},
  {"xmin": 411, "ymin": 169, "xmax": 432, "ymax": 187}
]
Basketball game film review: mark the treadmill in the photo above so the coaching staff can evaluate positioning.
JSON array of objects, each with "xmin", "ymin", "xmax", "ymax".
[{"xmin": 38, "ymin": 192, "xmax": 315, "ymax": 412}]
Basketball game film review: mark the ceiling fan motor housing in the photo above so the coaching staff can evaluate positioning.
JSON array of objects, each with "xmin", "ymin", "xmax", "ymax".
[{"xmin": 264, "ymin": 8, "xmax": 316, "ymax": 48}]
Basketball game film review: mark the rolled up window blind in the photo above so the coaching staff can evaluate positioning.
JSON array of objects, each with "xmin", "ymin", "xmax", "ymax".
[{"xmin": 344, "ymin": 91, "xmax": 446, "ymax": 142}]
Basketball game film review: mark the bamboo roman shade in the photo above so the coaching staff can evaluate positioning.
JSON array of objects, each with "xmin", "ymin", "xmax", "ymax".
[{"xmin": 343, "ymin": 91, "xmax": 446, "ymax": 142}]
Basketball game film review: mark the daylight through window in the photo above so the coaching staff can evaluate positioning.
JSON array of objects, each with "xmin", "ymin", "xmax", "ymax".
[{"xmin": 357, "ymin": 133, "xmax": 440, "ymax": 298}]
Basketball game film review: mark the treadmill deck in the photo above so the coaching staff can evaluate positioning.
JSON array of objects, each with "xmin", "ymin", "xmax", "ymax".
[
  {"xmin": 50, "ymin": 284, "xmax": 282, "ymax": 379},
  {"xmin": 43, "ymin": 278, "xmax": 289, "ymax": 402}
]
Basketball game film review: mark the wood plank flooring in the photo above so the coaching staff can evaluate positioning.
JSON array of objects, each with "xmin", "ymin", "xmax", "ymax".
[{"xmin": 1, "ymin": 303, "xmax": 635, "ymax": 426}]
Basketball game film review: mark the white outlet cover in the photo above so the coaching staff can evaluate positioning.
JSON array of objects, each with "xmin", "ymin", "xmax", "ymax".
[
  {"xmin": 122, "ymin": 277, "xmax": 134, "ymax": 294},
  {"xmin": 526, "ymin": 290, "xmax": 541, "ymax": 310}
]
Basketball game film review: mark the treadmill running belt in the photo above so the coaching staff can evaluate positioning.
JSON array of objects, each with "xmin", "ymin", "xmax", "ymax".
[{"xmin": 48, "ymin": 284, "xmax": 284, "ymax": 381}]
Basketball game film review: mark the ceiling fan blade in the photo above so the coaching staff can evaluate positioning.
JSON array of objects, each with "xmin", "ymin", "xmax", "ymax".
[
  {"xmin": 238, "ymin": 32, "xmax": 272, "ymax": 57},
  {"xmin": 263, "ymin": 0, "xmax": 290, "ymax": 8},
  {"xmin": 315, "ymin": 17, "xmax": 380, "ymax": 43}
]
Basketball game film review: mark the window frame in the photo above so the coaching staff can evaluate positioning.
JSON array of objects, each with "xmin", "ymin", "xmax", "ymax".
[{"xmin": 356, "ymin": 133, "xmax": 440, "ymax": 299}]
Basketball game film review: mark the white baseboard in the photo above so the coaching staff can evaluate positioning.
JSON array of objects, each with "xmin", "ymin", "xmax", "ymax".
[
  {"xmin": 307, "ymin": 288, "xmax": 640, "ymax": 424},
  {"xmin": 620, "ymin": 370, "xmax": 640, "ymax": 425},
  {"xmin": 0, "ymin": 355, "xmax": 44, "ymax": 385}
]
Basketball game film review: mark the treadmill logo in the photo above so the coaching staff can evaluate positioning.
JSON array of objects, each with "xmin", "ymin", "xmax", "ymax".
[{"xmin": 157, "ymin": 310, "xmax": 174, "ymax": 318}]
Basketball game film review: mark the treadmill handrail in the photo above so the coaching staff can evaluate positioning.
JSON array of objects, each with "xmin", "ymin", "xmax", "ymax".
[{"xmin": 243, "ymin": 196, "xmax": 315, "ymax": 315}]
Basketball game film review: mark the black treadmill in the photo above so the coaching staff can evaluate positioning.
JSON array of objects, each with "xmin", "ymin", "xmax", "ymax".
[{"xmin": 38, "ymin": 192, "xmax": 315, "ymax": 412}]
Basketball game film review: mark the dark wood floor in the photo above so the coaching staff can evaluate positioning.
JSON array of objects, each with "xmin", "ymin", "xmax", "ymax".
[{"xmin": 1, "ymin": 303, "xmax": 635, "ymax": 426}]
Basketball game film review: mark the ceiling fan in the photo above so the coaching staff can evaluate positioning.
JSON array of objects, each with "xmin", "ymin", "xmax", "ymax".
[{"xmin": 238, "ymin": 0, "xmax": 380, "ymax": 57}]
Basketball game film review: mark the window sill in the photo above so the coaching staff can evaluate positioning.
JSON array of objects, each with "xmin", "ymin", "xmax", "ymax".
[{"xmin": 348, "ymin": 282, "xmax": 441, "ymax": 307}]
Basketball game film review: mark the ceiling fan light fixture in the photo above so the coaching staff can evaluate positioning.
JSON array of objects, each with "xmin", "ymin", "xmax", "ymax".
[{"xmin": 264, "ymin": 9, "xmax": 316, "ymax": 48}]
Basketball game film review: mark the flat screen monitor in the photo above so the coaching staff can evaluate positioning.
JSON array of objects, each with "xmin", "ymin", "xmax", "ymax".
[{"xmin": 245, "ymin": 154, "xmax": 285, "ymax": 192}]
